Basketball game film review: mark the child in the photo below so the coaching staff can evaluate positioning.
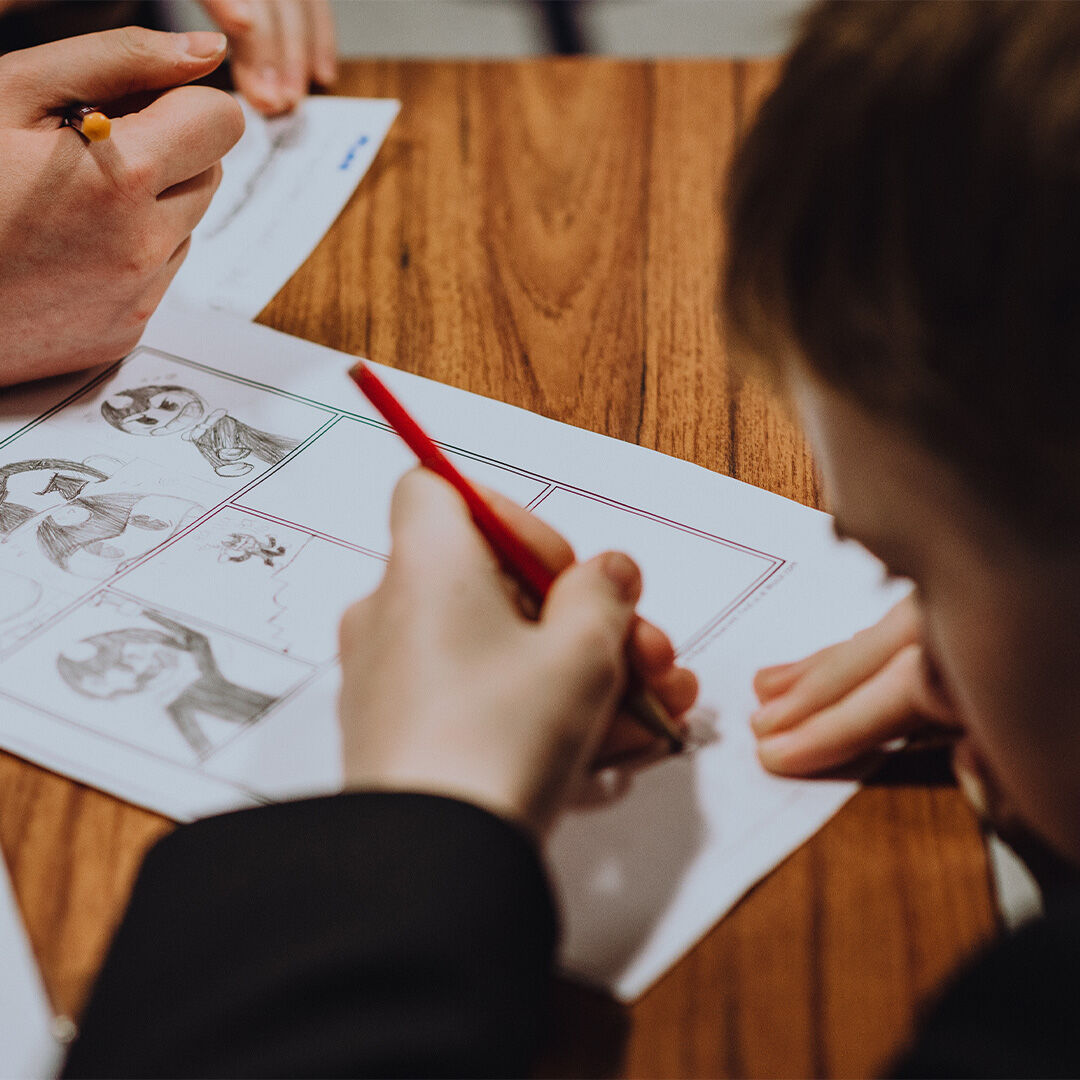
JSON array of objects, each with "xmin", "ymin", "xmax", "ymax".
[{"xmin": 722, "ymin": 2, "xmax": 1080, "ymax": 1071}]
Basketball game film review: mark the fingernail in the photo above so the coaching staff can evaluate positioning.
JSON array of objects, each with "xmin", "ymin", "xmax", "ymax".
[
  {"xmin": 182, "ymin": 31, "xmax": 227, "ymax": 59},
  {"xmin": 601, "ymin": 551, "xmax": 640, "ymax": 602}
]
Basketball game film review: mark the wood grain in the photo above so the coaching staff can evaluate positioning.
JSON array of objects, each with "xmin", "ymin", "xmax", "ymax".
[{"xmin": 1, "ymin": 59, "xmax": 996, "ymax": 1077}]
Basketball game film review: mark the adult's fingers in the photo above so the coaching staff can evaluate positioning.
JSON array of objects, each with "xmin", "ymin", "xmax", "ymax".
[
  {"xmin": 199, "ymin": 0, "xmax": 256, "ymax": 35},
  {"xmin": 275, "ymin": 0, "xmax": 310, "ymax": 103},
  {"xmin": 755, "ymin": 641, "xmax": 935, "ymax": 776},
  {"xmin": 222, "ymin": 0, "xmax": 293, "ymax": 115},
  {"xmin": 0, "ymin": 27, "xmax": 227, "ymax": 121},
  {"xmin": 109, "ymin": 84, "xmax": 243, "ymax": 195},
  {"xmin": 750, "ymin": 593, "xmax": 921, "ymax": 736},
  {"xmin": 307, "ymin": 0, "xmax": 338, "ymax": 87}
]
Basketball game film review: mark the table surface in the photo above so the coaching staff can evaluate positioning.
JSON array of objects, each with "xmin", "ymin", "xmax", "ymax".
[{"xmin": 0, "ymin": 58, "xmax": 997, "ymax": 1079}]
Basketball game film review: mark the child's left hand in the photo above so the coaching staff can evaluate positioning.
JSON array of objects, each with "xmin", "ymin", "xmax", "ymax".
[{"xmin": 749, "ymin": 594, "xmax": 960, "ymax": 775}]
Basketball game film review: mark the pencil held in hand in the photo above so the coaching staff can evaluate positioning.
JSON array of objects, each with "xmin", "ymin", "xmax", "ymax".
[
  {"xmin": 65, "ymin": 106, "xmax": 111, "ymax": 142},
  {"xmin": 348, "ymin": 360, "xmax": 686, "ymax": 754}
]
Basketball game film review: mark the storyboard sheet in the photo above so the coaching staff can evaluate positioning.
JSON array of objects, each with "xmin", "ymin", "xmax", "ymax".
[{"xmin": 0, "ymin": 303, "xmax": 907, "ymax": 999}]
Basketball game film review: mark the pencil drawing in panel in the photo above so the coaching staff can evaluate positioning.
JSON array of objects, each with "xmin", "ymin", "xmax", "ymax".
[
  {"xmin": 101, "ymin": 385, "xmax": 300, "ymax": 477},
  {"xmin": 56, "ymin": 608, "xmax": 279, "ymax": 761}
]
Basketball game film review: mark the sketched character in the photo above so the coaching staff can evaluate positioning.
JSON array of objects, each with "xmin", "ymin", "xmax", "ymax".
[
  {"xmin": 100, "ymin": 385, "xmax": 300, "ymax": 478},
  {"xmin": 36, "ymin": 493, "xmax": 202, "ymax": 577},
  {"xmin": 219, "ymin": 531, "xmax": 286, "ymax": 567},
  {"xmin": 56, "ymin": 611, "xmax": 277, "ymax": 759},
  {"xmin": 0, "ymin": 459, "xmax": 110, "ymax": 536}
]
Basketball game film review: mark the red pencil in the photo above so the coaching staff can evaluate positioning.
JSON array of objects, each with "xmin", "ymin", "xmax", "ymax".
[{"xmin": 348, "ymin": 361, "xmax": 685, "ymax": 753}]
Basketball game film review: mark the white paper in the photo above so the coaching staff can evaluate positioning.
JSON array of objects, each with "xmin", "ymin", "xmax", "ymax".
[
  {"xmin": 0, "ymin": 302, "xmax": 906, "ymax": 997},
  {"xmin": 167, "ymin": 97, "xmax": 400, "ymax": 319},
  {"xmin": 0, "ymin": 854, "xmax": 58, "ymax": 1079}
]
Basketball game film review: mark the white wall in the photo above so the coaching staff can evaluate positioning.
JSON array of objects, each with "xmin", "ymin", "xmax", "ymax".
[{"xmin": 166, "ymin": 0, "xmax": 809, "ymax": 57}]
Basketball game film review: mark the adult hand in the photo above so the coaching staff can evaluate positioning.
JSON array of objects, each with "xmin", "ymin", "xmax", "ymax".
[
  {"xmin": 0, "ymin": 27, "xmax": 244, "ymax": 386},
  {"xmin": 338, "ymin": 470, "xmax": 699, "ymax": 837},
  {"xmin": 198, "ymin": 0, "xmax": 337, "ymax": 115},
  {"xmin": 749, "ymin": 593, "xmax": 960, "ymax": 775}
]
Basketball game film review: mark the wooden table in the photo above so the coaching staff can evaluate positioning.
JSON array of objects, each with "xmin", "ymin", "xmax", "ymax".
[{"xmin": 0, "ymin": 59, "xmax": 997, "ymax": 1078}]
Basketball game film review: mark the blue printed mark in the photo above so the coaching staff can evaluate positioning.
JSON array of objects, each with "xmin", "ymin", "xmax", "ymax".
[{"xmin": 338, "ymin": 134, "xmax": 370, "ymax": 171}]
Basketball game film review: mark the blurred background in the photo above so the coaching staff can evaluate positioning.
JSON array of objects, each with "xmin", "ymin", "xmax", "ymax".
[{"xmin": 167, "ymin": 0, "xmax": 810, "ymax": 57}]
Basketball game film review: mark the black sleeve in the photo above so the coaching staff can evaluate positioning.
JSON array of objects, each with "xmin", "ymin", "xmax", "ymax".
[
  {"xmin": 62, "ymin": 792, "xmax": 558, "ymax": 1079},
  {"xmin": 889, "ymin": 893, "xmax": 1080, "ymax": 1078}
]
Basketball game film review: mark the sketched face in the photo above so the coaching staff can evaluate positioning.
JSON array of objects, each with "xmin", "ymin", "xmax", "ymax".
[
  {"xmin": 59, "ymin": 636, "xmax": 180, "ymax": 698},
  {"xmin": 107, "ymin": 390, "xmax": 205, "ymax": 437}
]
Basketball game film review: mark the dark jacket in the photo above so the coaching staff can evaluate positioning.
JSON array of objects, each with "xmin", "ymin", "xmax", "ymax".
[{"xmin": 62, "ymin": 791, "xmax": 1080, "ymax": 1078}]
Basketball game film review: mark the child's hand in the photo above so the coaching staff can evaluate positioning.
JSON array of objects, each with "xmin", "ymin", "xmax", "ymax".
[
  {"xmin": 338, "ymin": 469, "xmax": 697, "ymax": 836},
  {"xmin": 749, "ymin": 594, "xmax": 959, "ymax": 775}
]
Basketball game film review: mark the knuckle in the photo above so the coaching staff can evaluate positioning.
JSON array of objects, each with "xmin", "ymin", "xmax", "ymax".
[
  {"xmin": 120, "ymin": 155, "xmax": 158, "ymax": 199},
  {"xmin": 112, "ymin": 25, "xmax": 162, "ymax": 73},
  {"xmin": 125, "ymin": 299, "xmax": 157, "ymax": 331},
  {"xmin": 120, "ymin": 231, "xmax": 170, "ymax": 281}
]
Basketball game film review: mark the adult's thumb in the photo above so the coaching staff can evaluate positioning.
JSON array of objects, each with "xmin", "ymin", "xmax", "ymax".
[{"xmin": 3, "ymin": 27, "xmax": 227, "ymax": 116}]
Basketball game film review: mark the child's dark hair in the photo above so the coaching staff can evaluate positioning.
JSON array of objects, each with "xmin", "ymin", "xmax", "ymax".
[{"xmin": 722, "ymin": 1, "xmax": 1080, "ymax": 539}]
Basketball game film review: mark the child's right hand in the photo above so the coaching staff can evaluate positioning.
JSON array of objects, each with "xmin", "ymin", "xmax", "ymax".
[{"xmin": 749, "ymin": 594, "xmax": 960, "ymax": 775}]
